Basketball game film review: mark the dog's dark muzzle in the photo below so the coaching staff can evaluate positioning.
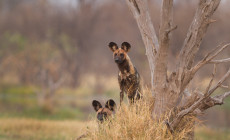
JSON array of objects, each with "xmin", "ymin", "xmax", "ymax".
[
  {"xmin": 97, "ymin": 113, "xmax": 107, "ymax": 122},
  {"xmin": 114, "ymin": 58, "xmax": 122, "ymax": 64}
]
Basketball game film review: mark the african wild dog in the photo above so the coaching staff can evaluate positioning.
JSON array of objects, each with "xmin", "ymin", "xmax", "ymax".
[
  {"xmin": 92, "ymin": 99, "xmax": 116, "ymax": 122},
  {"xmin": 108, "ymin": 42, "xmax": 142, "ymax": 104}
]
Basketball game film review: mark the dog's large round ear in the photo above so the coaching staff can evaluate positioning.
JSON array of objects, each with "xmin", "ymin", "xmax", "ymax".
[
  {"xmin": 105, "ymin": 99, "xmax": 116, "ymax": 111},
  {"xmin": 121, "ymin": 42, "xmax": 131, "ymax": 52},
  {"xmin": 108, "ymin": 42, "xmax": 118, "ymax": 52},
  {"xmin": 92, "ymin": 100, "xmax": 102, "ymax": 112}
]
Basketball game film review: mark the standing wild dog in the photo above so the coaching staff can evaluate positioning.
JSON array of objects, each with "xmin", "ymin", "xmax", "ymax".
[
  {"xmin": 108, "ymin": 42, "xmax": 142, "ymax": 104},
  {"xmin": 92, "ymin": 99, "xmax": 116, "ymax": 122}
]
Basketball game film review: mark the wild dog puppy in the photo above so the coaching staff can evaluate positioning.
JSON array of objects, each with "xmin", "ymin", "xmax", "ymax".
[
  {"xmin": 109, "ymin": 42, "xmax": 142, "ymax": 105},
  {"xmin": 92, "ymin": 99, "xmax": 116, "ymax": 122}
]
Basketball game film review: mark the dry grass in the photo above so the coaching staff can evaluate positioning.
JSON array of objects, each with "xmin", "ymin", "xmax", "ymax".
[
  {"xmin": 85, "ymin": 89, "xmax": 195, "ymax": 140},
  {"xmin": 0, "ymin": 118, "xmax": 228, "ymax": 140},
  {"xmin": 0, "ymin": 118, "xmax": 93, "ymax": 140}
]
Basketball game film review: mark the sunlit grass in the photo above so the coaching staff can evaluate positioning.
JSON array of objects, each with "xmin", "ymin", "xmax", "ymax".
[{"xmin": 0, "ymin": 118, "xmax": 93, "ymax": 140}]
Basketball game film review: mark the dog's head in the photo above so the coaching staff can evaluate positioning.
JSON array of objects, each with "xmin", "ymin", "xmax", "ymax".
[
  {"xmin": 108, "ymin": 42, "xmax": 131, "ymax": 64},
  {"xmin": 92, "ymin": 99, "xmax": 116, "ymax": 122}
]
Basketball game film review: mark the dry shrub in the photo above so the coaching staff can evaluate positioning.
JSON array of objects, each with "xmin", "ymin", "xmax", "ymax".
[{"xmin": 85, "ymin": 89, "xmax": 196, "ymax": 140}]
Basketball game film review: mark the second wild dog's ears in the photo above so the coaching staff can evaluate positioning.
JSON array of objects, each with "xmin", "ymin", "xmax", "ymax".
[
  {"xmin": 121, "ymin": 42, "xmax": 131, "ymax": 52},
  {"xmin": 108, "ymin": 42, "xmax": 118, "ymax": 52},
  {"xmin": 92, "ymin": 100, "xmax": 102, "ymax": 112},
  {"xmin": 105, "ymin": 99, "xmax": 116, "ymax": 111}
]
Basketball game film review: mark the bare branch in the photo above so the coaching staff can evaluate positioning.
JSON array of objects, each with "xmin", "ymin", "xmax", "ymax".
[
  {"xmin": 191, "ymin": 43, "xmax": 230, "ymax": 74},
  {"xmin": 175, "ymin": 0, "xmax": 221, "ymax": 93},
  {"xmin": 179, "ymin": 43, "xmax": 230, "ymax": 91},
  {"xmin": 167, "ymin": 67, "xmax": 230, "ymax": 131},
  {"xmin": 126, "ymin": 0, "xmax": 159, "ymax": 89},
  {"xmin": 199, "ymin": 91, "xmax": 230, "ymax": 111},
  {"xmin": 204, "ymin": 64, "xmax": 217, "ymax": 96},
  {"xmin": 185, "ymin": 67, "xmax": 230, "ymax": 112},
  {"xmin": 220, "ymin": 85, "xmax": 230, "ymax": 89},
  {"xmin": 217, "ymin": 91, "xmax": 230, "ymax": 101},
  {"xmin": 210, "ymin": 58, "xmax": 230, "ymax": 64},
  {"xmin": 126, "ymin": 0, "xmax": 159, "ymax": 52},
  {"xmin": 208, "ymin": 68, "xmax": 230, "ymax": 95},
  {"xmin": 208, "ymin": 19, "xmax": 217, "ymax": 24},
  {"xmin": 178, "ymin": 0, "xmax": 221, "ymax": 70}
]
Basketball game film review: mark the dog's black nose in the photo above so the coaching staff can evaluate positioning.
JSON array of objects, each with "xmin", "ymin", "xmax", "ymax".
[
  {"xmin": 115, "ymin": 58, "xmax": 119, "ymax": 63},
  {"xmin": 97, "ymin": 114, "xmax": 104, "ymax": 122}
]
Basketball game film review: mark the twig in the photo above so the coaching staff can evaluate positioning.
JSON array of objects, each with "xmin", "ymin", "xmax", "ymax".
[
  {"xmin": 210, "ymin": 58, "xmax": 230, "ymax": 64},
  {"xmin": 191, "ymin": 43, "xmax": 230, "ymax": 75},
  {"xmin": 217, "ymin": 91, "xmax": 230, "ymax": 101},
  {"xmin": 204, "ymin": 64, "xmax": 217, "ymax": 96},
  {"xmin": 208, "ymin": 68, "xmax": 230, "ymax": 95},
  {"xmin": 220, "ymin": 85, "xmax": 230, "ymax": 89}
]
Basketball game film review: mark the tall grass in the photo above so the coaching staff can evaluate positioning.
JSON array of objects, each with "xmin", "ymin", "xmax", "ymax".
[{"xmin": 86, "ymin": 89, "xmax": 195, "ymax": 140}]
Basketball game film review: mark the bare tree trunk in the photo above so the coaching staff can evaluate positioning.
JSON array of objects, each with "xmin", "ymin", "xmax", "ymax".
[
  {"xmin": 126, "ymin": 0, "xmax": 159, "ymax": 91},
  {"xmin": 126, "ymin": 0, "xmax": 230, "ymax": 138},
  {"xmin": 152, "ymin": 0, "xmax": 174, "ymax": 116}
]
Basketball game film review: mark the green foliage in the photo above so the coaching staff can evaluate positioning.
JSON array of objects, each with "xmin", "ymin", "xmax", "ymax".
[
  {"xmin": 0, "ymin": 85, "xmax": 86, "ymax": 120},
  {"xmin": 0, "ymin": 105, "xmax": 85, "ymax": 120},
  {"xmin": 0, "ymin": 85, "xmax": 36, "ymax": 95}
]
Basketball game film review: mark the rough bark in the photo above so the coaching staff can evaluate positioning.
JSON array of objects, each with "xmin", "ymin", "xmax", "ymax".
[{"xmin": 152, "ymin": 0, "xmax": 174, "ymax": 116}]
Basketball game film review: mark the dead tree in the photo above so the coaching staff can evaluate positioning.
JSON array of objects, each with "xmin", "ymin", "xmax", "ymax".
[
  {"xmin": 36, "ymin": 69, "xmax": 65, "ymax": 112},
  {"xmin": 126, "ymin": 0, "xmax": 230, "ymax": 136}
]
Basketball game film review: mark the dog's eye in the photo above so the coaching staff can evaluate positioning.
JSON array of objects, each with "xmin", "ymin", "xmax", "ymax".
[
  {"xmin": 120, "ymin": 53, "xmax": 124, "ymax": 57},
  {"xmin": 114, "ymin": 53, "xmax": 117, "ymax": 56}
]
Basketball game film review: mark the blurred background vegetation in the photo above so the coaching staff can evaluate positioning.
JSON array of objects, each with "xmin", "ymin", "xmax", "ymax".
[{"xmin": 0, "ymin": 0, "xmax": 230, "ymax": 139}]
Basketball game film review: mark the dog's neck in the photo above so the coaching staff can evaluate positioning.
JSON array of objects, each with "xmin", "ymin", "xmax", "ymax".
[{"xmin": 117, "ymin": 55, "xmax": 135, "ymax": 75}]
